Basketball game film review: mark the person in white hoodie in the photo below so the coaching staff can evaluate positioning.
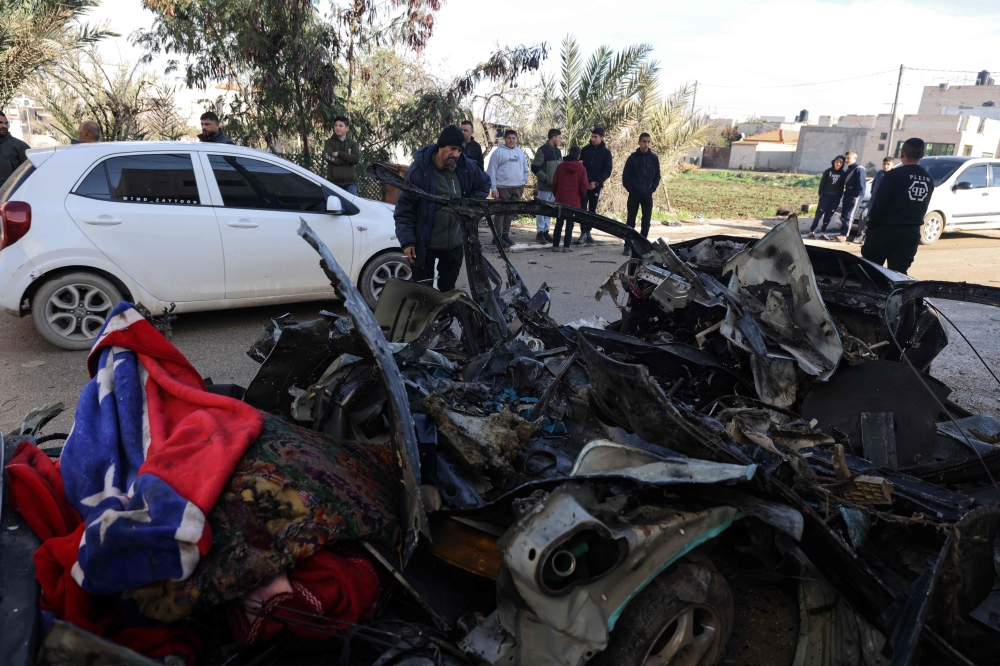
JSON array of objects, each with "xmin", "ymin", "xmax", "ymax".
[{"xmin": 487, "ymin": 129, "xmax": 530, "ymax": 247}]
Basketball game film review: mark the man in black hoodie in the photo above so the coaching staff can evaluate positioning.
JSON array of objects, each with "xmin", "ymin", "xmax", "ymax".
[
  {"xmin": 197, "ymin": 111, "xmax": 235, "ymax": 144},
  {"xmin": 460, "ymin": 120, "xmax": 484, "ymax": 171},
  {"xmin": 621, "ymin": 133, "xmax": 661, "ymax": 253},
  {"xmin": 861, "ymin": 138, "xmax": 934, "ymax": 274},
  {"xmin": 807, "ymin": 155, "xmax": 846, "ymax": 239},
  {"xmin": 575, "ymin": 127, "xmax": 613, "ymax": 245}
]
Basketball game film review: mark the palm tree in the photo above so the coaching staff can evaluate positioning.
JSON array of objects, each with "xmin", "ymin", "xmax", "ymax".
[
  {"xmin": 541, "ymin": 35, "xmax": 658, "ymax": 147},
  {"xmin": 0, "ymin": 0, "xmax": 111, "ymax": 107}
]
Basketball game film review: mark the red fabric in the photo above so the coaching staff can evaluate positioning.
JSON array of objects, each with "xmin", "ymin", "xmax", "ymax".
[
  {"xmin": 228, "ymin": 549, "xmax": 382, "ymax": 645},
  {"xmin": 88, "ymin": 311, "xmax": 264, "ymax": 517},
  {"xmin": 113, "ymin": 627, "xmax": 200, "ymax": 665},
  {"xmin": 6, "ymin": 441, "xmax": 81, "ymax": 541},
  {"xmin": 551, "ymin": 159, "xmax": 589, "ymax": 207}
]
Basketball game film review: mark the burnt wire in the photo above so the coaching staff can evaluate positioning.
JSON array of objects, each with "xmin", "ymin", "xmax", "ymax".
[
  {"xmin": 884, "ymin": 290, "xmax": 1000, "ymax": 502},
  {"xmin": 926, "ymin": 302, "xmax": 1000, "ymax": 389}
]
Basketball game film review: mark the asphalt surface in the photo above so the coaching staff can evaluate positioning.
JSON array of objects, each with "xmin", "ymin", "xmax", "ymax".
[{"xmin": 2, "ymin": 219, "xmax": 1000, "ymax": 436}]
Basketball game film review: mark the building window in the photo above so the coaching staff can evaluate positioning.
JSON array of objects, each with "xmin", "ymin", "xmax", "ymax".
[
  {"xmin": 877, "ymin": 143, "xmax": 885, "ymax": 151},
  {"xmin": 963, "ymin": 145, "xmax": 973, "ymax": 156},
  {"xmin": 880, "ymin": 132, "xmax": 888, "ymax": 140},
  {"xmin": 984, "ymin": 152, "xmax": 995, "ymax": 158}
]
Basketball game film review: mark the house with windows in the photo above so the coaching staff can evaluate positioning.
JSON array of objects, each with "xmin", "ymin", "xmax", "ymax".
[{"xmin": 729, "ymin": 129, "xmax": 799, "ymax": 171}]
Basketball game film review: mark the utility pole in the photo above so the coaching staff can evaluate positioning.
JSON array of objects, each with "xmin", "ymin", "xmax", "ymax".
[
  {"xmin": 886, "ymin": 65, "xmax": 904, "ymax": 159},
  {"xmin": 691, "ymin": 80, "xmax": 698, "ymax": 116}
]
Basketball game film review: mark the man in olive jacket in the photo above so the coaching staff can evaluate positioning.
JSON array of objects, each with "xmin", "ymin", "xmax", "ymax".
[
  {"xmin": 530, "ymin": 128, "xmax": 562, "ymax": 243},
  {"xmin": 323, "ymin": 116, "xmax": 361, "ymax": 196}
]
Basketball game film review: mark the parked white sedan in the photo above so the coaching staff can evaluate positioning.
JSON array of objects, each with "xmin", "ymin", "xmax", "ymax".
[{"xmin": 0, "ymin": 142, "xmax": 411, "ymax": 349}]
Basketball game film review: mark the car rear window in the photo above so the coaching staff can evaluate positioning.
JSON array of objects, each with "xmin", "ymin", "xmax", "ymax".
[
  {"xmin": 73, "ymin": 154, "xmax": 200, "ymax": 205},
  {"xmin": 0, "ymin": 160, "xmax": 36, "ymax": 203}
]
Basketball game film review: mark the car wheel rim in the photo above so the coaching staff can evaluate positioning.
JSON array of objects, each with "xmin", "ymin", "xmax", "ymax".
[
  {"xmin": 642, "ymin": 605, "xmax": 721, "ymax": 666},
  {"xmin": 44, "ymin": 284, "xmax": 114, "ymax": 342},
  {"xmin": 370, "ymin": 260, "xmax": 412, "ymax": 301},
  {"xmin": 924, "ymin": 215, "xmax": 942, "ymax": 242}
]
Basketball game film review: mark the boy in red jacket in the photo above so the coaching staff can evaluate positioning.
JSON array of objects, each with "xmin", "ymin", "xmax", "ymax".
[{"xmin": 550, "ymin": 145, "xmax": 589, "ymax": 252}]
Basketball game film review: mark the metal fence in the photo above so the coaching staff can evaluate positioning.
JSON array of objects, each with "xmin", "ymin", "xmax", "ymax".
[{"xmin": 281, "ymin": 153, "xmax": 386, "ymax": 201}]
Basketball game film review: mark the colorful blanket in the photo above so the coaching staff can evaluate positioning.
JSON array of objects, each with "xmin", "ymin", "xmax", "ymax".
[{"xmin": 60, "ymin": 302, "xmax": 264, "ymax": 594}]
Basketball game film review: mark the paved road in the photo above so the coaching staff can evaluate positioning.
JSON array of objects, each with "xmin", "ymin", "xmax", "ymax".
[{"xmin": 3, "ymin": 220, "xmax": 1000, "ymax": 435}]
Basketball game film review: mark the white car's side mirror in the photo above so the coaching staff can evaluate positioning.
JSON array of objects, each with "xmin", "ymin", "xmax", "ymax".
[{"xmin": 326, "ymin": 195, "xmax": 344, "ymax": 214}]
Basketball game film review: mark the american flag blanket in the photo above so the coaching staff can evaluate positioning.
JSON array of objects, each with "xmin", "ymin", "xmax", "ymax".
[{"xmin": 60, "ymin": 303, "xmax": 264, "ymax": 594}]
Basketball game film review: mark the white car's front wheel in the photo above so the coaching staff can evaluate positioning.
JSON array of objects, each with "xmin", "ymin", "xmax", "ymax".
[
  {"xmin": 359, "ymin": 252, "xmax": 412, "ymax": 309},
  {"xmin": 32, "ymin": 273, "xmax": 122, "ymax": 350},
  {"xmin": 920, "ymin": 212, "xmax": 944, "ymax": 245}
]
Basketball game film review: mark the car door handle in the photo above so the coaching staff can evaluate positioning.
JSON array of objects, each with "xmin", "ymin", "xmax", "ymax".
[
  {"xmin": 227, "ymin": 219, "xmax": 259, "ymax": 228},
  {"xmin": 84, "ymin": 216, "xmax": 122, "ymax": 225}
]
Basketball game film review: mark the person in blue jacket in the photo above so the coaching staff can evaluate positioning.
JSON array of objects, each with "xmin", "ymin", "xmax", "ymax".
[
  {"xmin": 837, "ymin": 150, "xmax": 866, "ymax": 242},
  {"xmin": 394, "ymin": 125, "xmax": 491, "ymax": 292}
]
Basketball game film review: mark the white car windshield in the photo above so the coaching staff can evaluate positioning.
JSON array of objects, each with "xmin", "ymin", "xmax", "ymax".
[{"xmin": 919, "ymin": 158, "xmax": 963, "ymax": 186}]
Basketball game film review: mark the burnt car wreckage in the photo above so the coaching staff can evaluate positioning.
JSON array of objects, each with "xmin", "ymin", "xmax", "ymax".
[{"xmin": 4, "ymin": 163, "xmax": 1000, "ymax": 666}]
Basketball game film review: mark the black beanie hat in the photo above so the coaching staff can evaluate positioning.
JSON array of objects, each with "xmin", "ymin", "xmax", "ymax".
[{"xmin": 437, "ymin": 125, "xmax": 465, "ymax": 149}]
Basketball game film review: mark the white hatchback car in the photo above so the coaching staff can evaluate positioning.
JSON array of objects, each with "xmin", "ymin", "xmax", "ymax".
[
  {"xmin": 916, "ymin": 156, "xmax": 1000, "ymax": 244},
  {"xmin": 0, "ymin": 142, "xmax": 411, "ymax": 349}
]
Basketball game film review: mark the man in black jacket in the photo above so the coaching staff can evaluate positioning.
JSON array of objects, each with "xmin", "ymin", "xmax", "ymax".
[
  {"xmin": 575, "ymin": 127, "xmax": 613, "ymax": 245},
  {"xmin": 0, "ymin": 113, "xmax": 29, "ymax": 185},
  {"xmin": 807, "ymin": 155, "xmax": 845, "ymax": 239},
  {"xmin": 197, "ymin": 111, "xmax": 235, "ymax": 144},
  {"xmin": 861, "ymin": 138, "xmax": 933, "ymax": 274},
  {"xmin": 622, "ymin": 133, "xmax": 661, "ymax": 253},
  {"xmin": 460, "ymin": 120, "xmax": 484, "ymax": 171}
]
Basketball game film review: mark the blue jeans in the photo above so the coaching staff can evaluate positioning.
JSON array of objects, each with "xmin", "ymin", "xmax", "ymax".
[
  {"xmin": 536, "ymin": 191, "xmax": 555, "ymax": 231},
  {"xmin": 340, "ymin": 183, "xmax": 358, "ymax": 196},
  {"xmin": 811, "ymin": 194, "xmax": 841, "ymax": 232},
  {"xmin": 840, "ymin": 194, "xmax": 861, "ymax": 237}
]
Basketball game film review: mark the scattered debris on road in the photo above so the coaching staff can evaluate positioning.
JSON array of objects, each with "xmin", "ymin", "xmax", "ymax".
[{"xmin": 4, "ymin": 166, "xmax": 1000, "ymax": 666}]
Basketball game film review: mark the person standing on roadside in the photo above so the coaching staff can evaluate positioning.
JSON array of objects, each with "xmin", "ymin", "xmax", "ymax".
[
  {"xmin": 576, "ymin": 126, "xmax": 613, "ymax": 245},
  {"xmin": 854, "ymin": 157, "xmax": 893, "ymax": 244},
  {"xmin": 487, "ymin": 129, "xmax": 529, "ymax": 248},
  {"xmin": 550, "ymin": 145, "xmax": 589, "ymax": 252},
  {"xmin": 531, "ymin": 128, "xmax": 563, "ymax": 244},
  {"xmin": 197, "ymin": 112, "xmax": 235, "ymax": 144},
  {"xmin": 394, "ymin": 125, "xmax": 491, "ymax": 292},
  {"xmin": 836, "ymin": 150, "xmax": 866, "ymax": 242},
  {"xmin": 621, "ymin": 133, "xmax": 660, "ymax": 252},
  {"xmin": 0, "ymin": 112, "xmax": 29, "ymax": 184},
  {"xmin": 806, "ymin": 155, "xmax": 846, "ymax": 240},
  {"xmin": 323, "ymin": 116, "xmax": 361, "ymax": 196},
  {"xmin": 461, "ymin": 120, "xmax": 484, "ymax": 171},
  {"xmin": 77, "ymin": 121, "xmax": 101, "ymax": 144},
  {"xmin": 861, "ymin": 138, "xmax": 933, "ymax": 274}
]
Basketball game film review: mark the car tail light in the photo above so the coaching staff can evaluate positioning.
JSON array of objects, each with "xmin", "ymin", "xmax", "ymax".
[{"xmin": 0, "ymin": 201, "xmax": 31, "ymax": 250}]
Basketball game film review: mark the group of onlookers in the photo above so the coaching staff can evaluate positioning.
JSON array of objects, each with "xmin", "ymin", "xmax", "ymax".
[
  {"xmin": 808, "ymin": 138, "xmax": 934, "ymax": 274},
  {"xmin": 481, "ymin": 126, "xmax": 661, "ymax": 253},
  {"xmin": 393, "ymin": 122, "xmax": 667, "ymax": 291}
]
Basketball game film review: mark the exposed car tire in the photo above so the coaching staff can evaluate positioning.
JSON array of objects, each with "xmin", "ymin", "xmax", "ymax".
[
  {"xmin": 920, "ymin": 211, "xmax": 944, "ymax": 245},
  {"xmin": 359, "ymin": 251, "xmax": 412, "ymax": 309},
  {"xmin": 590, "ymin": 559, "xmax": 734, "ymax": 666},
  {"xmin": 32, "ymin": 272, "xmax": 122, "ymax": 351}
]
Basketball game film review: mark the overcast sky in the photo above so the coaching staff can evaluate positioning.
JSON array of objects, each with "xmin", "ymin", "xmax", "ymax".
[{"xmin": 91, "ymin": 0, "xmax": 1000, "ymax": 121}]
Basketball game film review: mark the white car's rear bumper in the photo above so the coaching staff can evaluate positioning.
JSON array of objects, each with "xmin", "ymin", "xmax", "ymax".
[{"xmin": 0, "ymin": 244, "xmax": 39, "ymax": 316}]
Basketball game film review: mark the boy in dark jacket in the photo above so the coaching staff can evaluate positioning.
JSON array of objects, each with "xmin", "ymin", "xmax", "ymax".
[
  {"xmin": 531, "ymin": 129, "xmax": 563, "ymax": 243},
  {"xmin": 837, "ymin": 150, "xmax": 866, "ymax": 242},
  {"xmin": 853, "ymin": 157, "xmax": 894, "ymax": 244},
  {"xmin": 807, "ymin": 155, "xmax": 846, "ymax": 239},
  {"xmin": 323, "ymin": 116, "xmax": 361, "ymax": 196},
  {"xmin": 576, "ymin": 127, "xmax": 613, "ymax": 244},
  {"xmin": 550, "ymin": 146, "xmax": 589, "ymax": 252},
  {"xmin": 861, "ymin": 138, "xmax": 933, "ymax": 274},
  {"xmin": 394, "ymin": 125, "xmax": 491, "ymax": 292},
  {"xmin": 622, "ymin": 133, "xmax": 661, "ymax": 253},
  {"xmin": 460, "ymin": 120, "xmax": 484, "ymax": 170}
]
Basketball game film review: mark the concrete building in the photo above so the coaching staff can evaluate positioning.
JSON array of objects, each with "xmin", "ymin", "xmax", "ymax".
[
  {"xmin": 729, "ymin": 129, "xmax": 798, "ymax": 171},
  {"xmin": 918, "ymin": 81, "xmax": 1000, "ymax": 115},
  {"xmin": 792, "ymin": 126, "xmax": 868, "ymax": 174},
  {"xmin": 736, "ymin": 120, "xmax": 804, "ymax": 137}
]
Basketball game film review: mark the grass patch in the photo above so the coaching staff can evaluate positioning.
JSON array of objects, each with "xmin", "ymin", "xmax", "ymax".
[{"xmin": 665, "ymin": 168, "xmax": 819, "ymax": 218}]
